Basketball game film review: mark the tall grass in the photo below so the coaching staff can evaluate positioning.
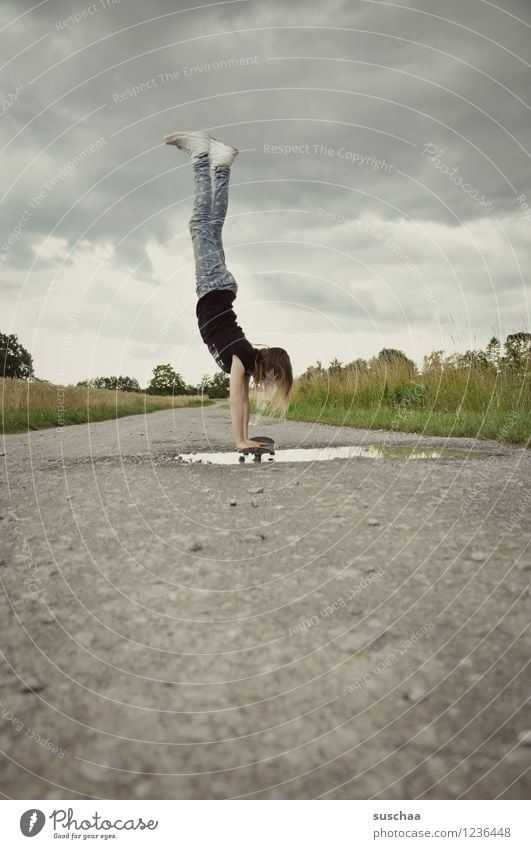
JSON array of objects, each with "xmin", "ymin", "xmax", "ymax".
[
  {"xmin": 1, "ymin": 378, "xmax": 211, "ymax": 434},
  {"xmin": 286, "ymin": 359, "xmax": 530, "ymax": 445}
]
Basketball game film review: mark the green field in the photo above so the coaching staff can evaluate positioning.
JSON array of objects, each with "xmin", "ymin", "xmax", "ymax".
[
  {"xmin": 282, "ymin": 355, "xmax": 530, "ymax": 446},
  {"xmin": 1, "ymin": 378, "xmax": 212, "ymax": 434}
]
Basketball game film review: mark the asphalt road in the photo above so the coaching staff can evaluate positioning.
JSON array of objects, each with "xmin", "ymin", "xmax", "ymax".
[{"xmin": 1, "ymin": 404, "xmax": 530, "ymax": 799}]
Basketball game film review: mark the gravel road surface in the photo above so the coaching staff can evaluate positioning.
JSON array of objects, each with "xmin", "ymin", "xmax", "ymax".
[{"xmin": 1, "ymin": 404, "xmax": 530, "ymax": 799}]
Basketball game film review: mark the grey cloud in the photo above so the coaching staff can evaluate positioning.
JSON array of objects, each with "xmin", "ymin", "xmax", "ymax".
[{"xmin": 2, "ymin": 0, "xmax": 530, "ymax": 380}]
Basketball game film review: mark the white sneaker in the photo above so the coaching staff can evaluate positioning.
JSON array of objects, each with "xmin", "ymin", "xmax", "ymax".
[
  {"xmin": 163, "ymin": 130, "xmax": 210, "ymax": 159},
  {"xmin": 209, "ymin": 135, "xmax": 239, "ymax": 168}
]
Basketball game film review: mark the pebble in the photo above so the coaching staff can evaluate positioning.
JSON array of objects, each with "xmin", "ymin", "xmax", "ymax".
[
  {"xmin": 78, "ymin": 762, "xmax": 112, "ymax": 782},
  {"xmin": 468, "ymin": 551, "xmax": 488, "ymax": 562},
  {"xmin": 517, "ymin": 730, "xmax": 531, "ymax": 746},
  {"xmin": 249, "ymin": 487, "xmax": 264, "ymax": 495},
  {"xmin": 367, "ymin": 518, "xmax": 380, "ymax": 526},
  {"xmin": 75, "ymin": 630, "xmax": 95, "ymax": 645},
  {"xmin": 19, "ymin": 678, "xmax": 45, "ymax": 693},
  {"xmin": 404, "ymin": 684, "xmax": 427, "ymax": 703},
  {"xmin": 243, "ymin": 533, "xmax": 265, "ymax": 542},
  {"xmin": 188, "ymin": 541, "xmax": 203, "ymax": 552},
  {"xmin": 229, "ymin": 497, "xmax": 237, "ymax": 506},
  {"xmin": 343, "ymin": 621, "xmax": 386, "ymax": 651}
]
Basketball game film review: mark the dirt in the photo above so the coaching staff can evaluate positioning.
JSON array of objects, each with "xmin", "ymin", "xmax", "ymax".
[{"xmin": 1, "ymin": 403, "xmax": 530, "ymax": 799}]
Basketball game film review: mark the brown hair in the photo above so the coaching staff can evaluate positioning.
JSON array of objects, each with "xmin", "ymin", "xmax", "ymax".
[{"xmin": 252, "ymin": 346, "xmax": 293, "ymax": 414}]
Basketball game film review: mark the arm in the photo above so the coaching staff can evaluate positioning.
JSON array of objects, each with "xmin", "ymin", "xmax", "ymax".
[
  {"xmin": 230, "ymin": 355, "xmax": 263, "ymax": 450},
  {"xmin": 242, "ymin": 373, "xmax": 250, "ymax": 440}
]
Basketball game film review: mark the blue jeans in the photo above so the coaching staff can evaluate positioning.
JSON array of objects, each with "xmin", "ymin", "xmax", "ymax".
[{"xmin": 190, "ymin": 152, "xmax": 238, "ymax": 300}]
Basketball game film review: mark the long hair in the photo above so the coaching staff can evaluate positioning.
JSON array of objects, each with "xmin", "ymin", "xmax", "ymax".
[{"xmin": 252, "ymin": 346, "xmax": 293, "ymax": 415}]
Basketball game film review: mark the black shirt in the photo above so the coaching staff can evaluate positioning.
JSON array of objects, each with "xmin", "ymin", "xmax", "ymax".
[{"xmin": 196, "ymin": 289, "xmax": 258, "ymax": 375}]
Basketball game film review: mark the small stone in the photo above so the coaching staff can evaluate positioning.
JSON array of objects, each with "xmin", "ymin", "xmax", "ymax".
[
  {"xmin": 343, "ymin": 621, "xmax": 386, "ymax": 651},
  {"xmin": 229, "ymin": 497, "xmax": 237, "ymax": 506},
  {"xmin": 20, "ymin": 678, "xmax": 45, "ymax": 693},
  {"xmin": 243, "ymin": 533, "xmax": 265, "ymax": 542},
  {"xmin": 468, "ymin": 551, "xmax": 488, "ymax": 562},
  {"xmin": 249, "ymin": 487, "xmax": 264, "ymax": 495},
  {"xmin": 517, "ymin": 730, "xmax": 531, "ymax": 746},
  {"xmin": 404, "ymin": 685, "xmax": 427, "ymax": 703},
  {"xmin": 188, "ymin": 541, "xmax": 203, "ymax": 552},
  {"xmin": 367, "ymin": 518, "xmax": 380, "ymax": 526}
]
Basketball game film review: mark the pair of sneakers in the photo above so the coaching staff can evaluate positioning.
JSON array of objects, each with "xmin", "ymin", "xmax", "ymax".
[{"xmin": 163, "ymin": 130, "xmax": 238, "ymax": 168}]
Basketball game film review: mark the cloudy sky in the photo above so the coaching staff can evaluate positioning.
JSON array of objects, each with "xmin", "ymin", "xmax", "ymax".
[{"xmin": 2, "ymin": 0, "xmax": 530, "ymax": 386}]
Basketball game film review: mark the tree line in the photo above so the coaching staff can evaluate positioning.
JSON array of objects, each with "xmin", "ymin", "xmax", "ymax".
[
  {"xmin": 0, "ymin": 333, "xmax": 230, "ymax": 398},
  {"xmin": 2, "ymin": 331, "xmax": 530, "ymax": 400},
  {"xmin": 298, "ymin": 333, "xmax": 531, "ymax": 383}
]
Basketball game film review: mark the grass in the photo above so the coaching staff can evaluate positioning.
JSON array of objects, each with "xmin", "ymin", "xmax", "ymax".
[
  {"xmin": 281, "ymin": 359, "xmax": 530, "ymax": 445},
  {"xmin": 1, "ymin": 378, "xmax": 213, "ymax": 434},
  {"xmin": 286, "ymin": 400, "xmax": 529, "ymax": 444}
]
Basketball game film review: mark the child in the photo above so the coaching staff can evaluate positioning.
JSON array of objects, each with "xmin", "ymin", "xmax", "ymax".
[{"xmin": 164, "ymin": 130, "xmax": 293, "ymax": 450}]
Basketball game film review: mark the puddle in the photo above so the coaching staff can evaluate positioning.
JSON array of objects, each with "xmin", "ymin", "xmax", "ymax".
[{"xmin": 174, "ymin": 445, "xmax": 481, "ymax": 465}]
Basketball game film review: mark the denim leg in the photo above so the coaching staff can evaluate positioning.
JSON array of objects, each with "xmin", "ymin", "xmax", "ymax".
[
  {"xmin": 211, "ymin": 164, "xmax": 230, "ymax": 266},
  {"xmin": 189, "ymin": 154, "xmax": 236, "ymax": 298}
]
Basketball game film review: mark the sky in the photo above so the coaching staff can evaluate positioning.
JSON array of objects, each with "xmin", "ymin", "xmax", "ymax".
[{"xmin": 2, "ymin": 0, "xmax": 530, "ymax": 386}]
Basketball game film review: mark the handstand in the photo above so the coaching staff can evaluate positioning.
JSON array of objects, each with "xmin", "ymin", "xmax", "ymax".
[{"xmin": 164, "ymin": 130, "xmax": 293, "ymax": 450}]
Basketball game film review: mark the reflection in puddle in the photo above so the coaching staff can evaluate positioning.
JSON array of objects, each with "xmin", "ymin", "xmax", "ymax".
[{"xmin": 174, "ymin": 445, "xmax": 480, "ymax": 465}]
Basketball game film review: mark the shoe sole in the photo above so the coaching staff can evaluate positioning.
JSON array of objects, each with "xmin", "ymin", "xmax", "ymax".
[{"xmin": 163, "ymin": 131, "xmax": 210, "ymax": 151}]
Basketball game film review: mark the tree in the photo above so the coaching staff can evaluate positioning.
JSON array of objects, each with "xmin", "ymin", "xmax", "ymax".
[
  {"xmin": 376, "ymin": 348, "xmax": 416, "ymax": 376},
  {"xmin": 485, "ymin": 336, "xmax": 501, "ymax": 370},
  {"xmin": 452, "ymin": 350, "xmax": 489, "ymax": 369},
  {"xmin": 0, "ymin": 332, "xmax": 34, "ymax": 379},
  {"xmin": 502, "ymin": 332, "xmax": 531, "ymax": 371},
  {"xmin": 344, "ymin": 358, "xmax": 369, "ymax": 373},
  {"xmin": 77, "ymin": 375, "xmax": 141, "ymax": 392},
  {"xmin": 328, "ymin": 357, "xmax": 343, "ymax": 375},
  {"xmin": 147, "ymin": 364, "xmax": 187, "ymax": 395},
  {"xmin": 200, "ymin": 372, "xmax": 229, "ymax": 398},
  {"xmin": 422, "ymin": 351, "xmax": 444, "ymax": 372},
  {"xmin": 298, "ymin": 361, "xmax": 326, "ymax": 382}
]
